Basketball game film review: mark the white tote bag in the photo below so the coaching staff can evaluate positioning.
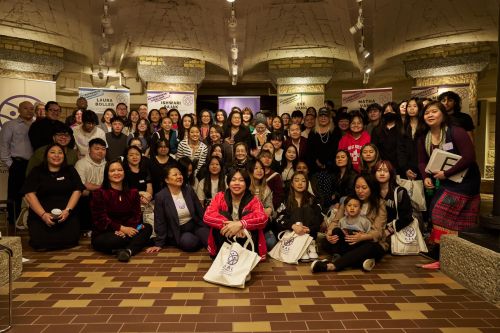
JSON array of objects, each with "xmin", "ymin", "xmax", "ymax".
[
  {"xmin": 268, "ymin": 231, "xmax": 313, "ymax": 264},
  {"xmin": 203, "ymin": 229, "xmax": 260, "ymax": 288},
  {"xmin": 396, "ymin": 176, "xmax": 426, "ymax": 212},
  {"xmin": 390, "ymin": 187, "xmax": 428, "ymax": 255}
]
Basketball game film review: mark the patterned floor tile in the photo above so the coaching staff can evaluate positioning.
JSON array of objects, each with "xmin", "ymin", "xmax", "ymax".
[{"xmin": 0, "ymin": 229, "xmax": 498, "ymax": 333}]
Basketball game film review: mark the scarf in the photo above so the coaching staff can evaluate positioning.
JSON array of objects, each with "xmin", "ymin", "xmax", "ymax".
[{"xmin": 425, "ymin": 126, "xmax": 447, "ymax": 157}]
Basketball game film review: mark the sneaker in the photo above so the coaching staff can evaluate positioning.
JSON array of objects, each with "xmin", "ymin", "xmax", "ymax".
[
  {"xmin": 299, "ymin": 251, "xmax": 311, "ymax": 262},
  {"xmin": 362, "ymin": 258, "xmax": 375, "ymax": 272},
  {"xmin": 117, "ymin": 249, "xmax": 131, "ymax": 262},
  {"xmin": 308, "ymin": 243, "xmax": 319, "ymax": 260},
  {"xmin": 311, "ymin": 259, "xmax": 329, "ymax": 273}
]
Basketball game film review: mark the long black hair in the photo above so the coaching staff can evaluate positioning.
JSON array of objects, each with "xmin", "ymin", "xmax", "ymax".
[
  {"xmin": 102, "ymin": 159, "xmax": 129, "ymax": 190},
  {"xmin": 202, "ymin": 156, "xmax": 226, "ymax": 199},
  {"xmin": 404, "ymin": 97, "xmax": 427, "ymax": 139},
  {"xmin": 286, "ymin": 172, "xmax": 315, "ymax": 209},
  {"xmin": 352, "ymin": 172, "xmax": 381, "ymax": 215}
]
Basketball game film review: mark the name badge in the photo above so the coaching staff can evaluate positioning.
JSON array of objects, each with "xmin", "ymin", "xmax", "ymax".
[
  {"xmin": 443, "ymin": 142, "xmax": 454, "ymax": 151},
  {"xmin": 56, "ymin": 176, "xmax": 65, "ymax": 181},
  {"xmin": 139, "ymin": 179, "xmax": 145, "ymax": 183}
]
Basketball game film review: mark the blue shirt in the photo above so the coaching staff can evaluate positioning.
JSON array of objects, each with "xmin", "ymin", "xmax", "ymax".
[{"xmin": 0, "ymin": 117, "xmax": 33, "ymax": 167}]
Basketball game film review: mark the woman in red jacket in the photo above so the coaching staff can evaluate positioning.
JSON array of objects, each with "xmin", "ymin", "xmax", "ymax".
[{"xmin": 204, "ymin": 167, "xmax": 268, "ymax": 260}]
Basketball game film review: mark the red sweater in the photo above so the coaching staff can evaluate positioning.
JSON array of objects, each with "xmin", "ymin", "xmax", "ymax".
[
  {"xmin": 338, "ymin": 131, "xmax": 371, "ymax": 172},
  {"xmin": 204, "ymin": 191, "xmax": 268, "ymax": 259}
]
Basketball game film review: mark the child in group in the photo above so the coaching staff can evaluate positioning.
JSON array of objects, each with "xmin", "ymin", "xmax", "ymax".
[
  {"xmin": 339, "ymin": 196, "xmax": 372, "ymax": 235},
  {"xmin": 328, "ymin": 195, "xmax": 372, "ymax": 254}
]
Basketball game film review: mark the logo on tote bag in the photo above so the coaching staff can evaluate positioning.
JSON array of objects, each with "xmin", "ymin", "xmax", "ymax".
[
  {"xmin": 221, "ymin": 250, "xmax": 239, "ymax": 275},
  {"xmin": 402, "ymin": 226, "xmax": 416, "ymax": 242},
  {"xmin": 281, "ymin": 237, "xmax": 295, "ymax": 255}
]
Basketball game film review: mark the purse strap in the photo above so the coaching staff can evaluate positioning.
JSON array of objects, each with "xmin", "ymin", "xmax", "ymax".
[
  {"xmin": 277, "ymin": 230, "xmax": 296, "ymax": 241},
  {"xmin": 393, "ymin": 186, "xmax": 400, "ymax": 221}
]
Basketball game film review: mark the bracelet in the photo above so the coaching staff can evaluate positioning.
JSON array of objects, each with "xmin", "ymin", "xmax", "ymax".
[{"xmin": 41, "ymin": 212, "xmax": 47, "ymax": 218}]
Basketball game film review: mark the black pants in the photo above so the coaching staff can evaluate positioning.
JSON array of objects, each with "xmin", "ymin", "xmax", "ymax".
[
  {"xmin": 92, "ymin": 223, "xmax": 153, "ymax": 256},
  {"xmin": 7, "ymin": 158, "xmax": 28, "ymax": 224},
  {"xmin": 176, "ymin": 221, "xmax": 209, "ymax": 252},
  {"xmin": 320, "ymin": 228, "xmax": 386, "ymax": 271},
  {"xmin": 77, "ymin": 195, "xmax": 92, "ymax": 232},
  {"xmin": 28, "ymin": 211, "xmax": 80, "ymax": 251}
]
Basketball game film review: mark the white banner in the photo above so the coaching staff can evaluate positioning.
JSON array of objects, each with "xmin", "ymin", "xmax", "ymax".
[
  {"xmin": 342, "ymin": 88, "xmax": 393, "ymax": 110},
  {"xmin": 147, "ymin": 91, "xmax": 195, "ymax": 116},
  {"xmin": 79, "ymin": 87, "xmax": 130, "ymax": 114},
  {"xmin": 278, "ymin": 93, "xmax": 324, "ymax": 115},
  {"xmin": 411, "ymin": 84, "xmax": 470, "ymax": 115},
  {"xmin": 0, "ymin": 77, "xmax": 56, "ymax": 129}
]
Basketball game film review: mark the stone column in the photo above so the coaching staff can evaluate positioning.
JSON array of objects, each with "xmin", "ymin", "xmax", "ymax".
[{"xmin": 269, "ymin": 58, "xmax": 333, "ymax": 115}]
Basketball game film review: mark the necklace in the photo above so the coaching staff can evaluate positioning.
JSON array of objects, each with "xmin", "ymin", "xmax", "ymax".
[{"xmin": 319, "ymin": 130, "xmax": 329, "ymax": 144}]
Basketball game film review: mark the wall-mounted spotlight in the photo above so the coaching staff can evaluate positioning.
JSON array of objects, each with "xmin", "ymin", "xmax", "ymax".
[
  {"xmin": 227, "ymin": 0, "xmax": 235, "ymax": 2},
  {"xmin": 364, "ymin": 68, "xmax": 371, "ymax": 74},
  {"xmin": 349, "ymin": 19, "xmax": 363, "ymax": 35}
]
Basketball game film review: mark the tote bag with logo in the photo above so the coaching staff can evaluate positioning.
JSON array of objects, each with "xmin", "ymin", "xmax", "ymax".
[
  {"xmin": 390, "ymin": 187, "xmax": 428, "ymax": 255},
  {"xmin": 203, "ymin": 229, "xmax": 260, "ymax": 288},
  {"xmin": 268, "ymin": 231, "xmax": 313, "ymax": 264}
]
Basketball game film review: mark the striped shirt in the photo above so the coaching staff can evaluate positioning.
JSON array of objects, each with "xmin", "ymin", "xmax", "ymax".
[{"xmin": 175, "ymin": 139, "xmax": 208, "ymax": 176}]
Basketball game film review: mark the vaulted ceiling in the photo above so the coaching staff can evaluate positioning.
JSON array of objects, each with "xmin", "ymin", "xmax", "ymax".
[{"xmin": 0, "ymin": 0, "xmax": 498, "ymax": 82}]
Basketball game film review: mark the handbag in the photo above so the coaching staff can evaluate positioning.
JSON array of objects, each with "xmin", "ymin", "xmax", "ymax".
[
  {"xmin": 396, "ymin": 176, "xmax": 426, "ymax": 211},
  {"xmin": 390, "ymin": 187, "xmax": 428, "ymax": 255},
  {"xmin": 203, "ymin": 229, "xmax": 260, "ymax": 288},
  {"xmin": 268, "ymin": 230, "xmax": 313, "ymax": 264},
  {"xmin": 142, "ymin": 202, "xmax": 155, "ymax": 237}
]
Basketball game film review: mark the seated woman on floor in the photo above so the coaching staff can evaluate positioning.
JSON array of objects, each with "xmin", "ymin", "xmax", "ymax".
[
  {"xmin": 204, "ymin": 167, "xmax": 268, "ymax": 260},
  {"xmin": 312, "ymin": 173, "xmax": 387, "ymax": 273},
  {"xmin": 21, "ymin": 143, "xmax": 85, "ymax": 251},
  {"xmin": 90, "ymin": 159, "xmax": 153, "ymax": 262},
  {"xmin": 274, "ymin": 172, "xmax": 322, "ymax": 262},
  {"xmin": 146, "ymin": 165, "xmax": 209, "ymax": 253}
]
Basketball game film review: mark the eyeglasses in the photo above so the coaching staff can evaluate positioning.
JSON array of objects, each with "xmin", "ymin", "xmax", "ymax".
[{"xmin": 48, "ymin": 108, "xmax": 61, "ymax": 112}]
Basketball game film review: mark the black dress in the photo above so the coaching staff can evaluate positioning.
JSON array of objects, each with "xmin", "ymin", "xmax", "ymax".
[
  {"xmin": 149, "ymin": 156, "xmax": 177, "ymax": 195},
  {"xmin": 21, "ymin": 166, "xmax": 85, "ymax": 250}
]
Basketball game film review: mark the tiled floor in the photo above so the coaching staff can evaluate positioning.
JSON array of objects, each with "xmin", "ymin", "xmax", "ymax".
[{"xmin": 1, "ymin": 230, "xmax": 499, "ymax": 333}]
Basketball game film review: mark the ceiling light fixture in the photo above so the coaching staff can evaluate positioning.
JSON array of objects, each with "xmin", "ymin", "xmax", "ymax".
[
  {"xmin": 364, "ymin": 68, "xmax": 371, "ymax": 74},
  {"xmin": 227, "ymin": 0, "xmax": 235, "ymax": 2},
  {"xmin": 363, "ymin": 72, "xmax": 369, "ymax": 85}
]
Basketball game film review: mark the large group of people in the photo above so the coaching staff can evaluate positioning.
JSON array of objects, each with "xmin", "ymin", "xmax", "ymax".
[{"xmin": 0, "ymin": 92, "xmax": 480, "ymax": 272}]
